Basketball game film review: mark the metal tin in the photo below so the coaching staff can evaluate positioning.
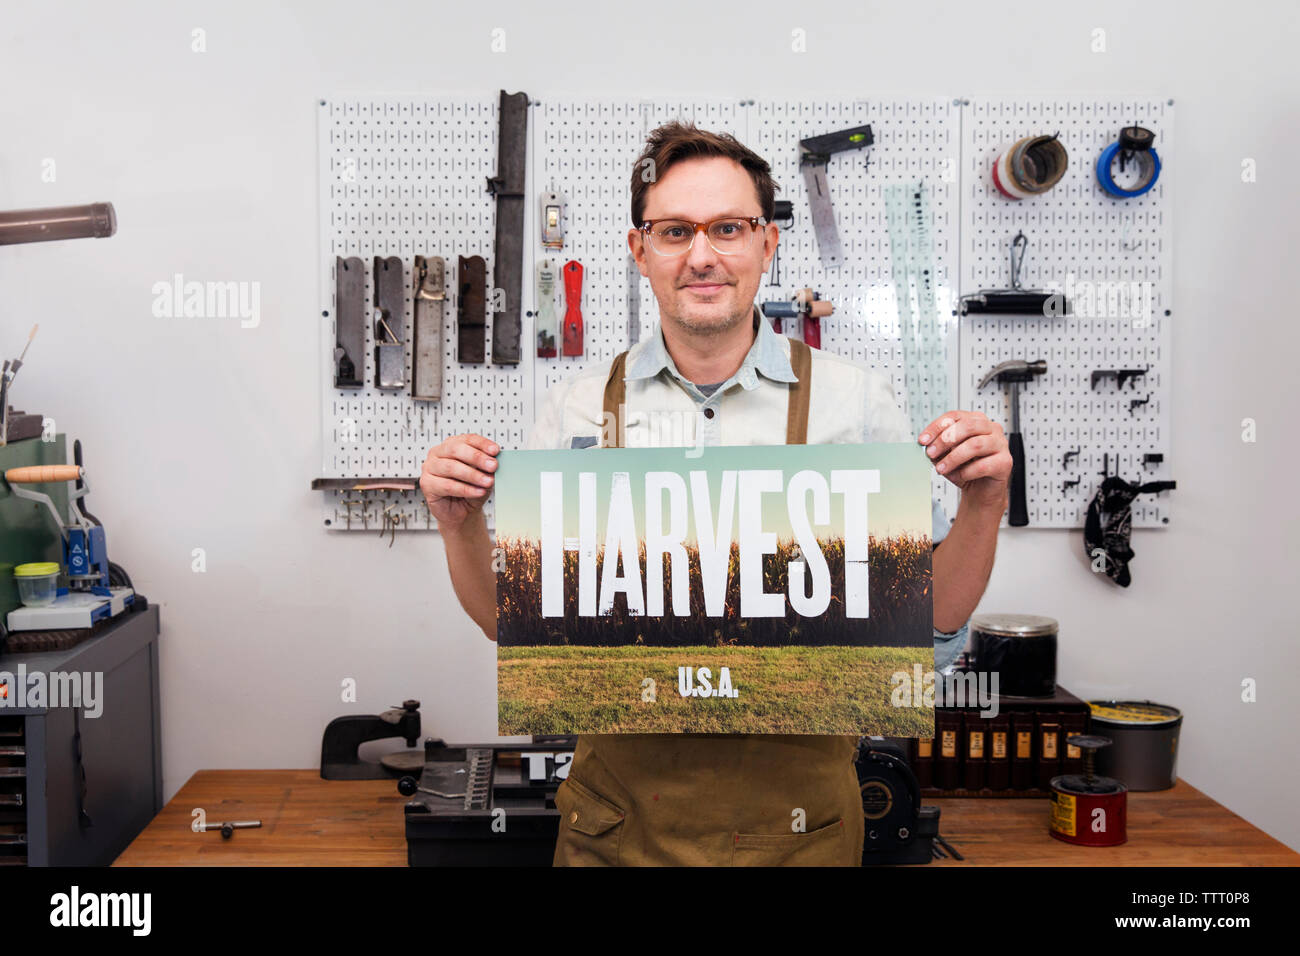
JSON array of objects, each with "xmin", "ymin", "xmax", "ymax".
[
  {"xmin": 1087, "ymin": 700, "xmax": 1182, "ymax": 791},
  {"xmin": 970, "ymin": 613, "xmax": 1058, "ymax": 697},
  {"xmin": 1049, "ymin": 774, "xmax": 1128, "ymax": 846}
]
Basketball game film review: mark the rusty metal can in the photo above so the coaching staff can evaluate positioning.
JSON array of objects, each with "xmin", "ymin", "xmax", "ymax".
[{"xmin": 1048, "ymin": 735, "xmax": 1127, "ymax": 846}]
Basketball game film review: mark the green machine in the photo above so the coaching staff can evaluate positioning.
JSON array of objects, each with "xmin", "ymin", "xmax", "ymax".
[
  {"xmin": 1, "ymin": 202, "xmax": 121, "ymax": 632},
  {"xmin": 0, "ymin": 435, "xmax": 69, "ymax": 623}
]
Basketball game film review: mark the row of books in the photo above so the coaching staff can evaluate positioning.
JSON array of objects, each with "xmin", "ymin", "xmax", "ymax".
[{"xmin": 901, "ymin": 684, "xmax": 1092, "ymax": 795}]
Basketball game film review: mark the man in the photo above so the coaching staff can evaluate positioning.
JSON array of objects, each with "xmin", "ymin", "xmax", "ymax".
[{"xmin": 420, "ymin": 122, "xmax": 1010, "ymax": 866}]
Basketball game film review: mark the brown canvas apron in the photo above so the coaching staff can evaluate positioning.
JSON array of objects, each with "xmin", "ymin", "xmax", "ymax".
[{"xmin": 552, "ymin": 331, "xmax": 865, "ymax": 866}]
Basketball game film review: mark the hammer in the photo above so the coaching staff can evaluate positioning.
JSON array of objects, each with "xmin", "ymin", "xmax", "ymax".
[{"xmin": 977, "ymin": 359, "xmax": 1047, "ymax": 526}]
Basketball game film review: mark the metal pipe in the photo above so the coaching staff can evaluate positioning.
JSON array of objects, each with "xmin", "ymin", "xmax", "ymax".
[{"xmin": 0, "ymin": 203, "xmax": 117, "ymax": 245}]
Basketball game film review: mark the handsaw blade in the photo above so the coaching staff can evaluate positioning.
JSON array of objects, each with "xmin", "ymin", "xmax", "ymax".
[{"xmin": 801, "ymin": 162, "xmax": 843, "ymax": 268}]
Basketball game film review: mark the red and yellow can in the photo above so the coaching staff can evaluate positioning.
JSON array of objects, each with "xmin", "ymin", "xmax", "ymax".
[{"xmin": 1049, "ymin": 773, "xmax": 1127, "ymax": 846}]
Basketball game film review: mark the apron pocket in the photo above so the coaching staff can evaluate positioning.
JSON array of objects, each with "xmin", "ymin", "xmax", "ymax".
[
  {"xmin": 731, "ymin": 817, "xmax": 848, "ymax": 867},
  {"xmin": 554, "ymin": 776, "xmax": 626, "ymax": 865}
]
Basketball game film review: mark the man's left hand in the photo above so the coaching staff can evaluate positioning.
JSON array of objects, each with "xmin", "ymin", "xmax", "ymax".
[{"xmin": 918, "ymin": 410, "xmax": 1012, "ymax": 508}]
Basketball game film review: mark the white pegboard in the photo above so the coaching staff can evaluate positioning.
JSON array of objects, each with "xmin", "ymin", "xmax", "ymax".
[
  {"xmin": 959, "ymin": 96, "xmax": 1174, "ymax": 527},
  {"xmin": 317, "ymin": 95, "xmax": 533, "ymax": 531},
  {"xmin": 745, "ymin": 97, "xmax": 961, "ymax": 520},
  {"xmin": 317, "ymin": 93, "xmax": 1172, "ymax": 533},
  {"xmin": 531, "ymin": 98, "xmax": 654, "ymax": 400}
]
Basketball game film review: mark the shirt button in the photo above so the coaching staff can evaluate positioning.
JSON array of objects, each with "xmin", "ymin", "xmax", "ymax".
[
  {"xmin": 704, "ymin": 407, "xmax": 715, "ymax": 419},
  {"xmin": 570, "ymin": 811, "xmax": 579, "ymax": 825}
]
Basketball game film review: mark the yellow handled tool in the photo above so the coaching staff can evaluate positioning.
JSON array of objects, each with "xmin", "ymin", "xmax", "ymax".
[{"xmin": 5, "ymin": 464, "xmax": 84, "ymax": 484}]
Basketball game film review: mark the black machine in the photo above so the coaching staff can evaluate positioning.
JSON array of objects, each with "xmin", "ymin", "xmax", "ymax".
[
  {"xmin": 856, "ymin": 737, "xmax": 941, "ymax": 864},
  {"xmin": 402, "ymin": 736, "xmax": 574, "ymax": 866},
  {"xmin": 398, "ymin": 735, "xmax": 942, "ymax": 866},
  {"xmin": 319, "ymin": 699, "xmax": 424, "ymax": 780}
]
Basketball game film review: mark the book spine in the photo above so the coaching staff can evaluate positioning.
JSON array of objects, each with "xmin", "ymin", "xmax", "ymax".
[
  {"xmin": 1036, "ymin": 711, "xmax": 1063, "ymax": 790},
  {"xmin": 913, "ymin": 735, "xmax": 934, "ymax": 788},
  {"xmin": 936, "ymin": 708, "xmax": 962, "ymax": 790},
  {"xmin": 1011, "ymin": 711, "xmax": 1035, "ymax": 790},
  {"xmin": 1062, "ymin": 710, "xmax": 1086, "ymax": 775},
  {"xmin": 987, "ymin": 713, "xmax": 1011, "ymax": 790},
  {"xmin": 962, "ymin": 708, "xmax": 987, "ymax": 790}
]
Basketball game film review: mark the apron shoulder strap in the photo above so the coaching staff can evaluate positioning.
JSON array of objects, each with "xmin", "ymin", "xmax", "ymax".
[
  {"xmin": 785, "ymin": 338, "xmax": 812, "ymax": 445},
  {"xmin": 602, "ymin": 351, "xmax": 630, "ymax": 448}
]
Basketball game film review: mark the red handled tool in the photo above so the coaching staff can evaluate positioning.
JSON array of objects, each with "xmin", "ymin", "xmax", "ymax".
[{"xmin": 562, "ymin": 260, "xmax": 584, "ymax": 356}]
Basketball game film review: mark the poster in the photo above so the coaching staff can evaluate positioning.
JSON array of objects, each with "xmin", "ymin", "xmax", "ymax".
[{"xmin": 494, "ymin": 443, "xmax": 935, "ymax": 736}]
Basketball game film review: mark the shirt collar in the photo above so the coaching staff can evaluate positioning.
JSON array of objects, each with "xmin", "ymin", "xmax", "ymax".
[{"xmin": 624, "ymin": 305, "xmax": 798, "ymax": 391}]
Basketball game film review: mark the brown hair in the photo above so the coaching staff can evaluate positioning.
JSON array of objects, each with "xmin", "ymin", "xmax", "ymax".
[{"xmin": 629, "ymin": 121, "xmax": 779, "ymax": 226}]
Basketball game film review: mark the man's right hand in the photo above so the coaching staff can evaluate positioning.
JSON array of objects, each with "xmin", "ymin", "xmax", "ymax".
[{"xmin": 419, "ymin": 434, "xmax": 500, "ymax": 533}]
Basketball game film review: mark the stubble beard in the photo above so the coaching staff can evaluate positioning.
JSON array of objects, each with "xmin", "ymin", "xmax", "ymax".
[{"xmin": 668, "ymin": 295, "xmax": 748, "ymax": 338}]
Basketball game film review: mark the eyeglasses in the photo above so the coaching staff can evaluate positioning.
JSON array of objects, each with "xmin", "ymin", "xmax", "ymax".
[{"xmin": 639, "ymin": 216, "xmax": 767, "ymax": 256}]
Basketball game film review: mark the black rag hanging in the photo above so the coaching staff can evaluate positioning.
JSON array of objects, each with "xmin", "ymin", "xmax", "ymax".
[{"xmin": 1083, "ymin": 476, "xmax": 1176, "ymax": 587}]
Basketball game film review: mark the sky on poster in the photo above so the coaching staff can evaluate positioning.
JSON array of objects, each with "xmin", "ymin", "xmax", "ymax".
[{"xmin": 493, "ymin": 442, "xmax": 933, "ymax": 544}]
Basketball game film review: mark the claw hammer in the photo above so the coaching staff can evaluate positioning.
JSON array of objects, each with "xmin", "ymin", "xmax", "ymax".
[{"xmin": 977, "ymin": 358, "xmax": 1046, "ymax": 527}]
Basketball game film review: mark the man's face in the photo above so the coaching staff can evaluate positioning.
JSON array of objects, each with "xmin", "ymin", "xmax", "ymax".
[{"xmin": 628, "ymin": 155, "xmax": 778, "ymax": 337}]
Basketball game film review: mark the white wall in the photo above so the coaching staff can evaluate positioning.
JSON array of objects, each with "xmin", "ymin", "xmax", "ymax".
[{"xmin": 3, "ymin": 0, "xmax": 1297, "ymax": 852}]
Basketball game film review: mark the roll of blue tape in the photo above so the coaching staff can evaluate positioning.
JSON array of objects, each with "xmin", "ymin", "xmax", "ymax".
[{"xmin": 1096, "ymin": 140, "xmax": 1162, "ymax": 198}]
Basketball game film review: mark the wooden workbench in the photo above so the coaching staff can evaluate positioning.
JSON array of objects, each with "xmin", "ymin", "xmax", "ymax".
[{"xmin": 112, "ymin": 770, "xmax": 1299, "ymax": 866}]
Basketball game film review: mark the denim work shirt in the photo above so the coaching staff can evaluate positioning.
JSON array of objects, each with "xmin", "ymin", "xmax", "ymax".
[{"xmin": 525, "ymin": 308, "xmax": 971, "ymax": 670}]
